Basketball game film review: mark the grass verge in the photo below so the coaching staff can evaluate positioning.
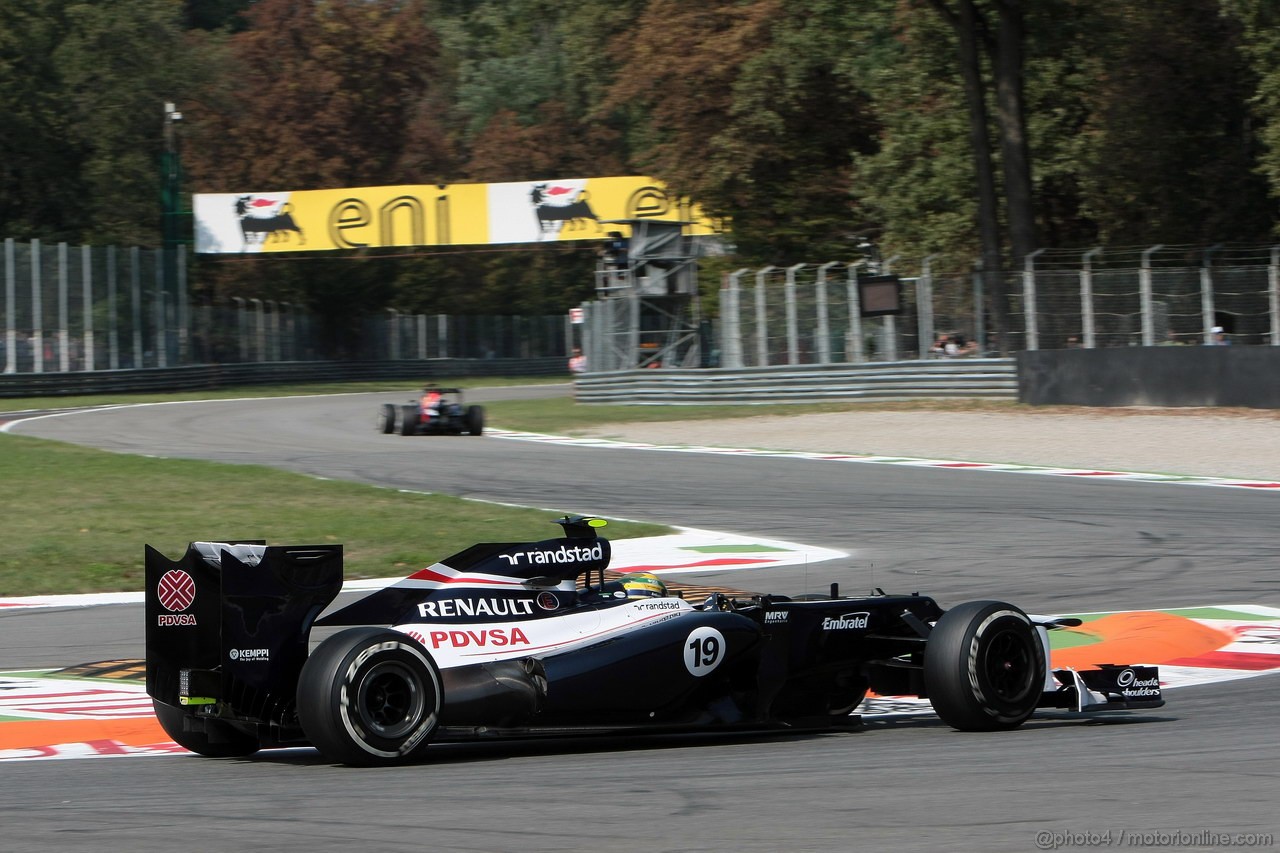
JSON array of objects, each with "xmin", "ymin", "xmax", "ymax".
[
  {"xmin": 0, "ymin": 378, "xmax": 1138, "ymax": 596},
  {"xmin": 0, "ymin": 430, "xmax": 665, "ymax": 596}
]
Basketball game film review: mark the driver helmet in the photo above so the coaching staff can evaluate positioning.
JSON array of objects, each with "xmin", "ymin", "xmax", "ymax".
[{"xmin": 619, "ymin": 572, "xmax": 667, "ymax": 598}]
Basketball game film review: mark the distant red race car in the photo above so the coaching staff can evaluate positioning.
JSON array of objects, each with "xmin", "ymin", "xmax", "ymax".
[{"xmin": 376, "ymin": 386, "xmax": 484, "ymax": 436}]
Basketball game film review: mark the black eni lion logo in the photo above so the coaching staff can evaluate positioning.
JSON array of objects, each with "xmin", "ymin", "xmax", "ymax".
[
  {"xmin": 235, "ymin": 196, "xmax": 305, "ymax": 250},
  {"xmin": 530, "ymin": 184, "xmax": 601, "ymax": 237}
]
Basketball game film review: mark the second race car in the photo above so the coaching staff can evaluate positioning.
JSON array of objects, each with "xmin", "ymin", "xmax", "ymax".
[{"xmin": 376, "ymin": 386, "xmax": 484, "ymax": 436}]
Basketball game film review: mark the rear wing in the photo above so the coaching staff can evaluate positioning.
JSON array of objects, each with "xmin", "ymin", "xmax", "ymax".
[{"xmin": 144, "ymin": 541, "xmax": 343, "ymax": 724}]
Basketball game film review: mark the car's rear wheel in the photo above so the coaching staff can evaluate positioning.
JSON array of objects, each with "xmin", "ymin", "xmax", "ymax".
[
  {"xmin": 377, "ymin": 403, "xmax": 396, "ymax": 434},
  {"xmin": 297, "ymin": 628, "xmax": 442, "ymax": 766},
  {"xmin": 924, "ymin": 600, "xmax": 1044, "ymax": 731},
  {"xmin": 152, "ymin": 699, "xmax": 261, "ymax": 758},
  {"xmin": 465, "ymin": 405, "xmax": 485, "ymax": 436},
  {"xmin": 398, "ymin": 405, "xmax": 419, "ymax": 436}
]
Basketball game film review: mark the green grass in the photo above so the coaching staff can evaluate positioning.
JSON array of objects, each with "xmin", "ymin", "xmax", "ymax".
[
  {"xmin": 0, "ymin": 378, "xmax": 1039, "ymax": 596},
  {"xmin": 0, "ymin": 427, "xmax": 664, "ymax": 597}
]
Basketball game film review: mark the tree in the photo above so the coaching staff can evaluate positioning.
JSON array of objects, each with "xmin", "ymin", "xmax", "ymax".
[
  {"xmin": 1225, "ymin": 0, "xmax": 1280, "ymax": 234},
  {"xmin": 0, "ymin": 1, "xmax": 82, "ymax": 240},
  {"xmin": 605, "ymin": 0, "xmax": 879, "ymax": 262},
  {"xmin": 182, "ymin": 0, "xmax": 460, "ymax": 343},
  {"xmin": 1074, "ymin": 1, "xmax": 1269, "ymax": 245},
  {"xmin": 186, "ymin": 0, "xmax": 453, "ymax": 191},
  {"xmin": 0, "ymin": 0, "xmax": 208, "ymax": 245}
]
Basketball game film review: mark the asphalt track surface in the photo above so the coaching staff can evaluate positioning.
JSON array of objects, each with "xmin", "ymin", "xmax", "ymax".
[{"xmin": 4, "ymin": 386, "xmax": 1278, "ymax": 852}]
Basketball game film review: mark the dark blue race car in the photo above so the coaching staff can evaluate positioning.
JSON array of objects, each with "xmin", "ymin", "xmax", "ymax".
[{"xmin": 145, "ymin": 516, "xmax": 1164, "ymax": 766}]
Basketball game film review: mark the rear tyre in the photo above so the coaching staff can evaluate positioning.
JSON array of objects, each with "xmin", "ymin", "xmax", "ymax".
[
  {"xmin": 398, "ymin": 405, "xmax": 419, "ymax": 436},
  {"xmin": 924, "ymin": 600, "xmax": 1045, "ymax": 731},
  {"xmin": 296, "ymin": 627, "xmax": 442, "ymax": 766},
  {"xmin": 152, "ymin": 699, "xmax": 260, "ymax": 758},
  {"xmin": 465, "ymin": 405, "xmax": 485, "ymax": 436},
  {"xmin": 377, "ymin": 403, "xmax": 396, "ymax": 434}
]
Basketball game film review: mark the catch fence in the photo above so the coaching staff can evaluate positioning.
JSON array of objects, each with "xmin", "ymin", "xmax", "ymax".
[
  {"xmin": 718, "ymin": 245, "xmax": 1280, "ymax": 366},
  {"xmin": 1, "ymin": 238, "xmax": 572, "ymax": 374}
]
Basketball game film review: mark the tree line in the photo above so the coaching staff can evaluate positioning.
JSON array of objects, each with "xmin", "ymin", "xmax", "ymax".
[{"xmin": 3, "ymin": 0, "xmax": 1280, "ymax": 339}]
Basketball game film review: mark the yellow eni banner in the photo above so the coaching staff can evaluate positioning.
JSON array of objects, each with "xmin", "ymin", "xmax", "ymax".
[{"xmin": 193, "ymin": 176, "xmax": 720, "ymax": 254}]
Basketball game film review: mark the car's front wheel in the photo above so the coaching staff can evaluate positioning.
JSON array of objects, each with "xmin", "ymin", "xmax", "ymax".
[
  {"xmin": 296, "ymin": 628, "xmax": 443, "ymax": 766},
  {"xmin": 465, "ymin": 405, "xmax": 485, "ymax": 436},
  {"xmin": 377, "ymin": 403, "xmax": 396, "ymax": 434},
  {"xmin": 923, "ymin": 600, "xmax": 1045, "ymax": 731},
  {"xmin": 152, "ymin": 699, "xmax": 261, "ymax": 758}
]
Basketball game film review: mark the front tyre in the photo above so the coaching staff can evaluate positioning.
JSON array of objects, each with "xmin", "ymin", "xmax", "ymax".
[
  {"xmin": 924, "ymin": 600, "xmax": 1045, "ymax": 731},
  {"xmin": 296, "ymin": 628, "xmax": 442, "ymax": 766},
  {"xmin": 377, "ymin": 403, "xmax": 396, "ymax": 434},
  {"xmin": 152, "ymin": 700, "xmax": 260, "ymax": 758},
  {"xmin": 465, "ymin": 405, "xmax": 485, "ymax": 436}
]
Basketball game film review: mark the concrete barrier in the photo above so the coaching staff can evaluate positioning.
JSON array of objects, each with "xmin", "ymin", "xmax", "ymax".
[{"xmin": 1018, "ymin": 348, "xmax": 1280, "ymax": 408}]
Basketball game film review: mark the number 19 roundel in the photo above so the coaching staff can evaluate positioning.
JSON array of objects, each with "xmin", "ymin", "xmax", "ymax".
[{"xmin": 683, "ymin": 627, "xmax": 725, "ymax": 676}]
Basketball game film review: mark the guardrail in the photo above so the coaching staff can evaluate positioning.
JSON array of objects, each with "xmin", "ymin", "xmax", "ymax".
[
  {"xmin": 573, "ymin": 359, "xmax": 1018, "ymax": 405},
  {"xmin": 0, "ymin": 358, "xmax": 569, "ymax": 399},
  {"xmin": 0, "ymin": 357, "xmax": 1017, "ymax": 403}
]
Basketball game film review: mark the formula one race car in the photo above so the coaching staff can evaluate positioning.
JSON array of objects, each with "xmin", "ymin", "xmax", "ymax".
[
  {"xmin": 144, "ymin": 517, "xmax": 1164, "ymax": 766},
  {"xmin": 376, "ymin": 386, "xmax": 484, "ymax": 436}
]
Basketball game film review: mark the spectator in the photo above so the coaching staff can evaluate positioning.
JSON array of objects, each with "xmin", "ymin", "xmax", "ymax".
[
  {"xmin": 568, "ymin": 347, "xmax": 586, "ymax": 374},
  {"xmin": 601, "ymin": 232, "xmax": 629, "ymax": 269},
  {"xmin": 1065, "ymin": 336, "xmax": 1082, "ymax": 349},
  {"xmin": 1207, "ymin": 326, "xmax": 1231, "ymax": 346},
  {"xmin": 948, "ymin": 334, "xmax": 978, "ymax": 357},
  {"xmin": 928, "ymin": 334, "xmax": 950, "ymax": 358}
]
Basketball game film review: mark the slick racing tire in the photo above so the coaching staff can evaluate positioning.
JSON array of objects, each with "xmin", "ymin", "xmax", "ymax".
[
  {"xmin": 152, "ymin": 699, "xmax": 260, "ymax": 758},
  {"xmin": 398, "ymin": 405, "xmax": 419, "ymax": 436},
  {"xmin": 297, "ymin": 628, "xmax": 443, "ymax": 766},
  {"xmin": 923, "ymin": 600, "xmax": 1045, "ymax": 731},
  {"xmin": 465, "ymin": 405, "xmax": 485, "ymax": 436},
  {"xmin": 377, "ymin": 403, "xmax": 396, "ymax": 434}
]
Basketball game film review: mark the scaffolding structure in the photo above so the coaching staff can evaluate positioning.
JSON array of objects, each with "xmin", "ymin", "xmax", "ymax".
[{"xmin": 582, "ymin": 219, "xmax": 701, "ymax": 372}]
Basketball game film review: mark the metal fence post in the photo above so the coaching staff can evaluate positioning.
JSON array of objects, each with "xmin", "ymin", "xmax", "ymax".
[
  {"xmin": 32, "ymin": 239, "xmax": 44, "ymax": 373},
  {"xmin": 755, "ymin": 266, "xmax": 774, "ymax": 366},
  {"xmin": 1023, "ymin": 248, "xmax": 1044, "ymax": 351},
  {"xmin": 154, "ymin": 248, "xmax": 167, "ymax": 368},
  {"xmin": 785, "ymin": 263, "xmax": 803, "ymax": 365},
  {"xmin": 881, "ymin": 255, "xmax": 900, "ymax": 361},
  {"xmin": 816, "ymin": 261, "xmax": 839, "ymax": 364},
  {"xmin": 386, "ymin": 308, "xmax": 399, "ymax": 360},
  {"xmin": 231, "ymin": 297, "xmax": 245, "ymax": 362},
  {"xmin": 177, "ymin": 244, "xmax": 188, "ymax": 365},
  {"xmin": 107, "ymin": 246, "xmax": 119, "ymax": 369},
  {"xmin": 281, "ymin": 302, "xmax": 294, "ymax": 361},
  {"xmin": 250, "ymin": 298, "xmax": 264, "ymax": 361},
  {"xmin": 267, "ymin": 300, "xmax": 279, "ymax": 361},
  {"xmin": 919, "ymin": 255, "xmax": 937, "ymax": 359},
  {"xmin": 846, "ymin": 263, "xmax": 865, "ymax": 363},
  {"xmin": 1139, "ymin": 244, "xmax": 1162, "ymax": 347},
  {"xmin": 1270, "ymin": 247, "xmax": 1280, "ymax": 346},
  {"xmin": 130, "ymin": 246, "xmax": 143, "ymax": 368},
  {"xmin": 58, "ymin": 242, "xmax": 70, "ymax": 371},
  {"xmin": 82, "ymin": 245, "xmax": 94, "ymax": 371},
  {"xmin": 724, "ymin": 269, "xmax": 748, "ymax": 369},
  {"xmin": 3, "ymin": 238, "xmax": 14, "ymax": 373},
  {"xmin": 1081, "ymin": 247, "xmax": 1101, "ymax": 348},
  {"xmin": 1200, "ymin": 245, "xmax": 1220, "ymax": 344}
]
